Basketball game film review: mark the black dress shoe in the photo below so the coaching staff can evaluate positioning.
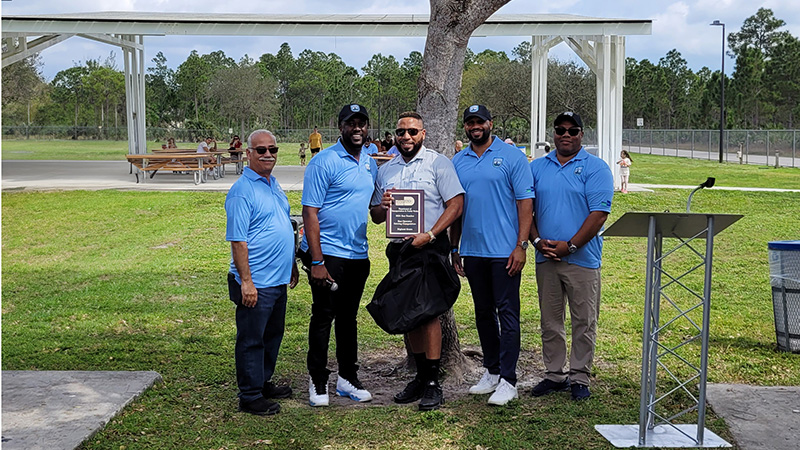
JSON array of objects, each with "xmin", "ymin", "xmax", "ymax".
[
  {"xmin": 418, "ymin": 380, "xmax": 444, "ymax": 411},
  {"xmin": 239, "ymin": 397, "xmax": 280, "ymax": 416},
  {"xmin": 262, "ymin": 381, "xmax": 292, "ymax": 399},
  {"xmin": 393, "ymin": 378, "xmax": 425, "ymax": 404},
  {"xmin": 530, "ymin": 378, "xmax": 570, "ymax": 397}
]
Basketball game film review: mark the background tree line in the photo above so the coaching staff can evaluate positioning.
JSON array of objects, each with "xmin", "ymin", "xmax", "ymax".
[{"xmin": 4, "ymin": 8, "xmax": 799, "ymax": 141}]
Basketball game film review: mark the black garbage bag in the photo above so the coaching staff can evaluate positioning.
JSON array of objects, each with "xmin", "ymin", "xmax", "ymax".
[{"xmin": 367, "ymin": 239, "xmax": 460, "ymax": 335}]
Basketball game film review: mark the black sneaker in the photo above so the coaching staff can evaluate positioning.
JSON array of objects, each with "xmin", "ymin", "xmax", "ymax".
[
  {"xmin": 530, "ymin": 378, "xmax": 570, "ymax": 397},
  {"xmin": 418, "ymin": 380, "xmax": 444, "ymax": 411},
  {"xmin": 393, "ymin": 378, "xmax": 425, "ymax": 404},
  {"xmin": 239, "ymin": 397, "xmax": 280, "ymax": 416},
  {"xmin": 262, "ymin": 381, "xmax": 293, "ymax": 399},
  {"xmin": 571, "ymin": 383, "xmax": 591, "ymax": 401}
]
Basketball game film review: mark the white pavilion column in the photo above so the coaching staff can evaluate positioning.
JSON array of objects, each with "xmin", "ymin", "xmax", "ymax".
[
  {"xmin": 530, "ymin": 36, "xmax": 551, "ymax": 158},
  {"xmin": 596, "ymin": 35, "xmax": 617, "ymax": 184},
  {"xmin": 122, "ymin": 34, "xmax": 147, "ymax": 156}
]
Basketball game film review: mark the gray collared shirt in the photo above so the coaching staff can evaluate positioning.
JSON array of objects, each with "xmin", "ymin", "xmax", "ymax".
[{"xmin": 371, "ymin": 146, "xmax": 465, "ymax": 232}]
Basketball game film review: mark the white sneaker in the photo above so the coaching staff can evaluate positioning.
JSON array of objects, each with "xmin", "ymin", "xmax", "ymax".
[
  {"xmin": 336, "ymin": 375, "xmax": 372, "ymax": 402},
  {"xmin": 469, "ymin": 369, "xmax": 500, "ymax": 394},
  {"xmin": 308, "ymin": 377, "xmax": 329, "ymax": 407},
  {"xmin": 488, "ymin": 378, "xmax": 519, "ymax": 406}
]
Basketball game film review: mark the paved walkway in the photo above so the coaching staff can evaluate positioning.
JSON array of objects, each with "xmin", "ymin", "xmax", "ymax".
[
  {"xmin": 3, "ymin": 160, "xmax": 799, "ymax": 193},
  {"xmin": 1, "ymin": 371, "xmax": 161, "ymax": 450}
]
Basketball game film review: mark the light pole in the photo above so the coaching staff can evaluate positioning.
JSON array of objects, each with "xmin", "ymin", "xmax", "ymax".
[{"xmin": 710, "ymin": 20, "xmax": 725, "ymax": 163}]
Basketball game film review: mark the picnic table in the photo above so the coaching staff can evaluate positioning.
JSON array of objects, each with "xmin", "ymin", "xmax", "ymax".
[
  {"xmin": 127, "ymin": 153, "xmax": 218, "ymax": 184},
  {"xmin": 371, "ymin": 154, "xmax": 396, "ymax": 166}
]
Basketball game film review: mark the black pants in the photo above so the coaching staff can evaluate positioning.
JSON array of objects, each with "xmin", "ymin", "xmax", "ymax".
[
  {"xmin": 301, "ymin": 251, "xmax": 370, "ymax": 381},
  {"xmin": 463, "ymin": 256, "xmax": 521, "ymax": 384}
]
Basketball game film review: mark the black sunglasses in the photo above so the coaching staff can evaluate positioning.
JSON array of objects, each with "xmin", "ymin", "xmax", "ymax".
[
  {"xmin": 250, "ymin": 146, "xmax": 279, "ymax": 154},
  {"xmin": 395, "ymin": 128, "xmax": 421, "ymax": 137},
  {"xmin": 554, "ymin": 126, "xmax": 582, "ymax": 137}
]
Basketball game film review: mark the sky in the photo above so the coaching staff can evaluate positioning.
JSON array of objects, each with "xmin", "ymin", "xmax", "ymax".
[{"xmin": 3, "ymin": 0, "xmax": 800, "ymax": 81}]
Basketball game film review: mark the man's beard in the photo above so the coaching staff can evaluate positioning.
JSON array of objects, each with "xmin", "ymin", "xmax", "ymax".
[
  {"xmin": 467, "ymin": 129, "xmax": 490, "ymax": 146},
  {"xmin": 399, "ymin": 140, "xmax": 423, "ymax": 158}
]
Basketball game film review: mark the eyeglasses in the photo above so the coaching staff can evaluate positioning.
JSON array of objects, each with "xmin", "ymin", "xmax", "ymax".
[
  {"xmin": 395, "ymin": 128, "xmax": 421, "ymax": 137},
  {"xmin": 250, "ymin": 146, "xmax": 279, "ymax": 154},
  {"xmin": 554, "ymin": 126, "xmax": 582, "ymax": 137}
]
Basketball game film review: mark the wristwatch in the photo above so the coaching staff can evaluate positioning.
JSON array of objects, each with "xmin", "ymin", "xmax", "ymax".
[
  {"xmin": 567, "ymin": 240, "xmax": 578, "ymax": 254},
  {"xmin": 518, "ymin": 240, "xmax": 529, "ymax": 250},
  {"xmin": 426, "ymin": 230, "xmax": 436, "ymax": 243},
  {"xmin": 533, "ymin": 237, "xmax": 542, "ymax": 249}
]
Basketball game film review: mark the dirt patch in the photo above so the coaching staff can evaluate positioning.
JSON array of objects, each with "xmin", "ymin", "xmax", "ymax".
[{"xmin": 283, "ymin": 346, "xmax": 550, "ymax": 407}]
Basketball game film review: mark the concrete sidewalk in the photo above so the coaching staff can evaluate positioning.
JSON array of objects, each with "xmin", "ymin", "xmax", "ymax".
[
  {"xmin": 3, "ymin": 160, "xmax": 798, "ymax": 193},
  {"xmin": 1, "ymin": 371, "xmax": 162, "ymax": 450},
  {"xmin": 1, "ymin": 160, "xmax": 306, "ymax": 191}
]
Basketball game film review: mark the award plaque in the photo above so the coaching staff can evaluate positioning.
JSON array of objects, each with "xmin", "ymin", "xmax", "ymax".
[{"xmin": 386, "ymin": 189, "xmax": 425, "ymax": 238}]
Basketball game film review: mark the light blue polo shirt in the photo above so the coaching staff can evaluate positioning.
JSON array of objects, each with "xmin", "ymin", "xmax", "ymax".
[
  {"xmin": 225, "ymin": 167, "xmax": 294, "ymax": 288},
  {"xmin": 530, "ymin": 147, "xmax": 614, "ymax": 269},
  {"xmin": 364, "ymin": 142, "xmax": 379, "ymax": 155},
  {"xmin": 371, "ymin": 146, "xmax": 465, "ymax": 232},
  {"xmin": 300, "ymin": 139, "xmax": 378, "ymax": 259},
  {"xmin": 452, "ymin": 136, "xmax": 535, "ymax": 258}
]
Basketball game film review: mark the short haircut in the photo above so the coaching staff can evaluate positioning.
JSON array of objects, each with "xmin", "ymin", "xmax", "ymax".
[
  {"xmin": 247, "ymin": 129, "xmax": 277, "ymax": 148},
  {"xmin": 398, "ymin": 111, "xmax": 423, "ymax": 125}
]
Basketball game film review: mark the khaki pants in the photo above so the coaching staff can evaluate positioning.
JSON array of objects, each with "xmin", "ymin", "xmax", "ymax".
[{"xmin": 535, "ymin": 260, "xmax": 601, "ymax": 386}]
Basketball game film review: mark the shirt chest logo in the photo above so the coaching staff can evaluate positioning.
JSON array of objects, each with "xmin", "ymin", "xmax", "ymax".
[
  {"xmin": 574, "ymin": 165, "xmax": 584, "ymax": 175},
  {"xmin": 492, "ymin": 157, "xmax": 504, "ymax": 167}
]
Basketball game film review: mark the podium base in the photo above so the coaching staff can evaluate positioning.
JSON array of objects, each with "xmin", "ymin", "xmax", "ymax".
[{"xmin": 595, "ymin": 424, "xmax": 731, "ymax": 448}]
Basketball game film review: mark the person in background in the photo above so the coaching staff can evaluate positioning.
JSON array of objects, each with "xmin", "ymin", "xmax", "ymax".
[
  {"xmin": 299, "ymin": 143, "xmax": 307, "ymax": 166},
  {"xmin": 364, "ymin": 137, "xmax": 380, "ymax": 156},
  {"xmin": 381, "ymin": 132, "xmax": 394, "ymax": 154},
  {"xmin": 229, "ymin": 135, "xmax": 243, "ymax": 150},
  {"xmin": 225, "ymin": 129, "xmax": 299, "ymax": 416},
  {"xmin": 454, "ymin": 140, "xmax": 463, "ymax": 153},
  {"xmin": 616, "ymin": 150, "xmax": 632, "ymax": 193},
  {"xmin": 309, "ymin": 126, "xmax": 323, "ymax": 158},
  {"xmin": 167, "ymin": 137, "xmax": 177, "ymax": 149},
  {"xmin": 197, "ymin": 136, "xmax": 218, "ymax": 173}
]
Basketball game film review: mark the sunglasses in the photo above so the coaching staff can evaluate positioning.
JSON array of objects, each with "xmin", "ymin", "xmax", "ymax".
[
  {"xmin": 395, "ymin": 128, "xmax": 421, "ymax": 137},
  {"xmin": 554, "ymin": 127, "xmax": 582, "ymax": 137},
  {"xmin": 250, "ymin": 146, "xmax": 279, "ymax": 154}
]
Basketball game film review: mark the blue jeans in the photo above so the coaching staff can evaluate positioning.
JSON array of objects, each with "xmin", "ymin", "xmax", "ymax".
[
  {"xmin": 463, "ymin": 257, "xmax": 522, "ymax": 384},
  {"xmin": 228, "ymin": 273, "xmax": 287, "ymax": 402}
]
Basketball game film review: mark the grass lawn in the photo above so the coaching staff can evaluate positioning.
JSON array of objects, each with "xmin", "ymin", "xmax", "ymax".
[
  {"xmin": 3, "ymin": 186, "xmax": 799, "ymax": 449},
  {"xmin": 628, "ymin": 153, "xmax": 800, "ymax": 189}
]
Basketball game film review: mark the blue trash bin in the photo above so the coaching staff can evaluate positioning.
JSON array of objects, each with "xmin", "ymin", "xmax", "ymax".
[{"xmin": 769, "ymin": 240, "xmax": 800, "ymax": 353}]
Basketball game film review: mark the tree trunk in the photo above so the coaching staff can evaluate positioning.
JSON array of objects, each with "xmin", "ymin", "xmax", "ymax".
[
  {"xmin": 413, "ymin": 0, "xmax": 511, "ymax": 379},
  {"xmin": 418, "ymin": 0, "xmax": 511, "ymax": 158}
]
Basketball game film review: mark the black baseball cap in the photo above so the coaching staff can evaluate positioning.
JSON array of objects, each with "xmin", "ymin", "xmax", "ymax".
[
  {"xmin": 463, "ymin": 104, "xmax": 492, "ymax": 122},
  {"xmin": 554, "ymin": 111, "xmax": 583, "ymax": 128},
  {"xmin": 338, "ymin": 104, "xmax": 369, "ymax": 124}
]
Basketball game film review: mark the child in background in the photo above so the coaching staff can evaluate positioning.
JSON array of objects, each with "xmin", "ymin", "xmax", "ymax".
[
  {"xmin": 299, "ymin": 143, "xmax": 307, "ymax": 166},
  {"xmin": 617, "ymin": 150, "xmax": 632, "ymax": 193}
]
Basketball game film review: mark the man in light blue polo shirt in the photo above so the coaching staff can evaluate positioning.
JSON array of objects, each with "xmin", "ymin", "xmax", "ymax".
[
  {"xmin": 299, "ymin": 103, "xmax": 378, "ymax": 407},
  {"xmin": 529, "ymin": 112, "xmax": 613, "ymax": 401},
  {"xmin": 450, "ymin": 105, "xmax": 535, "ymax": 406},
  {"xmin": 225, "ymin": 129, "xmax": 299, "ymax": 416},
  {"xmin": 370, "ymin": 111, "xmax": 464, "ymax": 411}
]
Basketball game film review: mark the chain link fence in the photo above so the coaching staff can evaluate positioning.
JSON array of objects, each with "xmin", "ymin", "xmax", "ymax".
[{"xmin": 623, "ymin": 129, "xmax": 799, "ymax": 168}]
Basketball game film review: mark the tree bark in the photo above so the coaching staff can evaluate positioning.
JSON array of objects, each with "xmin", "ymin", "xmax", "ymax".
[
  {"xmin": 411, "ymin": 0, "xmax": 511, "ymax": 379},
  {"xmin": 418, "ymin": 0, "xmax": 511, "ymax": 157}
]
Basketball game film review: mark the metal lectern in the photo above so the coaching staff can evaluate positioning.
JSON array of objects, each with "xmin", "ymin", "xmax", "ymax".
[{"xmin": 595, "ymin": 212, "xmax": 742, "ymax": 448}]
